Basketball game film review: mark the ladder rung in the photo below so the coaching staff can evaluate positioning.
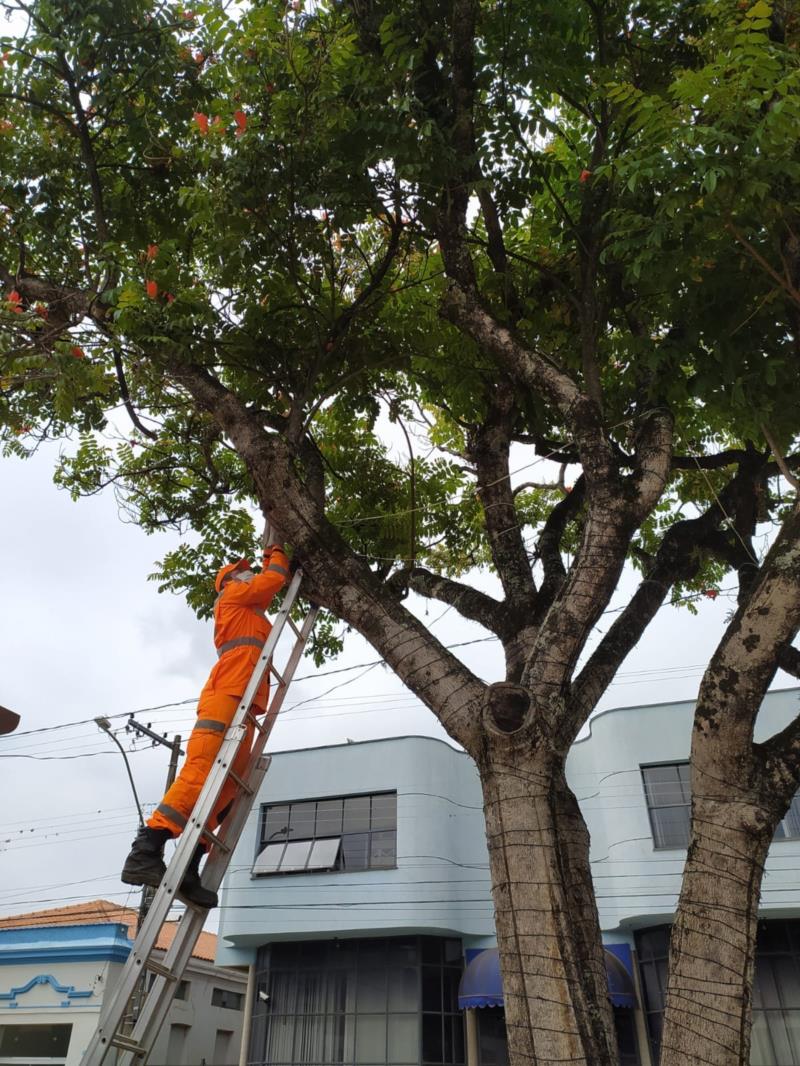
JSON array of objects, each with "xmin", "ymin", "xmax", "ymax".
[
  {"xmin": 200, "ymin": 828, "xmax": 231, "ymax": 852},
  {"xmin": 270, "ymin": 663, "xmax": 285, "ymax": 685},
  {"xmin": 145, "ymin": 959, "xmax": 177, "ymax": 981},
  {"xmin": 286, "ymin": 616, "xmax": 302, "ymax": 638},
  {"xmin": 227, "ymin": 769, "xmax": 254, "ymax": 796},
  {"xmin": 246, "ymin": 712, "xmax": 269, "ymax": 734},
  {"xmin": 110, "ymin": 1034, "xmax": 146, "ymax": 1055}
]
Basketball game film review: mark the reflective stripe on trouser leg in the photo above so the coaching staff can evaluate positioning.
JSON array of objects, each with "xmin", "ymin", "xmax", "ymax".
[{"xmin": 147, "ymin": 693, "xmax": 241, "ymax": 836}]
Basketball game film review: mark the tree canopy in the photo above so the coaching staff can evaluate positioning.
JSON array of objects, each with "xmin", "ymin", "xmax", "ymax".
[{"xmin": 2, "ymin": 0, "xmax": 800, "ymax": 1061}]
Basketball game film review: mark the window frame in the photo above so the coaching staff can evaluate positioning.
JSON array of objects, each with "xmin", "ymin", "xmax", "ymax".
[
  {"xmin": 253, "ymin": 791, "xmax": 398, "ymax": 877},
  {"xmin": 640, "ymin": 761, "xmax": 692, "ymax": 851},
  {"xmin": 641, "ymin": 761, "xmax": 800, "ymax": 851}
]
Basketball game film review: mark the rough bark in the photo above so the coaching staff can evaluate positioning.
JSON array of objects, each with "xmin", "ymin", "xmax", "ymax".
[
  {"xmin": 660, "ymin": 498, "xmax": 800, "ymax": 1066},
  {"xmin": 477, "ymin": 720, "xmax": 618, "ymax": 1066}
]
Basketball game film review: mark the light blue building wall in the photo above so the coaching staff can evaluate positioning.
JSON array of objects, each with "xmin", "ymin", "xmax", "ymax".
[
  {"xmin": 218, "ymin": 687, "xmax": 800, "ymax": 968},
  {"xmin": 570, "ymin": 686, "xmax": 800, "ymax": 938},
  {"xmin": 217, "ymin": 736, "xmax": 495, "ymax": 968}
]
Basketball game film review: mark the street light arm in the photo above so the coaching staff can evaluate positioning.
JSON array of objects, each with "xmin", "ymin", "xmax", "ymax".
[{"xmin": 95, "ymin": 717, "xmax": 145, "ymax": 826}]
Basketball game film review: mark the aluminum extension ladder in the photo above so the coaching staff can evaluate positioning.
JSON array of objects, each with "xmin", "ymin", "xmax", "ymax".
[{"xmin": 80, "ymin": 569, "xmax": 317, "ymax": 1066}]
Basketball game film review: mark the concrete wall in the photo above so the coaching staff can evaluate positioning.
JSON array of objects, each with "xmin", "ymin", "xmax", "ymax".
[{"xmin": 217, "ymin": 688, "xmax": 800, "ymax": 967}]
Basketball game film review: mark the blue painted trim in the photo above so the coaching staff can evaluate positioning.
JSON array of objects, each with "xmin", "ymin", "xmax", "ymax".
[
  {"xmin": 0, "ymin": 973, "xmax": 93, "ymax": 1004},
  {"xmin": 0, "ymin": 923, "xmax": 132, "ymax": 967}
]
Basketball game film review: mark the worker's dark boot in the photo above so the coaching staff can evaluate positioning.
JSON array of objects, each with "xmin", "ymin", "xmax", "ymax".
[
  {"xmin": 177, "ymin": 845, "xmax": 218, "ymax": 909},
  {"xmin": 121, "ymin": 827, "xmax": 171, "ymax": 887}
]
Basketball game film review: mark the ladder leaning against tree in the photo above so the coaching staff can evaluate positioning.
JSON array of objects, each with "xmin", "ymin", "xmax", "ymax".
[{"xmin": 79, "ymin": 567, "xmax": 318, "ymax": 1066}]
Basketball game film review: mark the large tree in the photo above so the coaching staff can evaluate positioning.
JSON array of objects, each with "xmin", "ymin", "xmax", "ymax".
[{"xmin": 2, "ymin": 0, "xmax": 800, "ymax": 1063}]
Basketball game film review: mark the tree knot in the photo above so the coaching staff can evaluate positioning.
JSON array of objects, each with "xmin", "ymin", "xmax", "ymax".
[{"xmin": 484, "ymin": 682, "xmax": 531, "ymax": 734}]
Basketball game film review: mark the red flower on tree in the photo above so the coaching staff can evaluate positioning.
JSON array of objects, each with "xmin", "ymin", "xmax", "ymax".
[{"xmin": 146, "ymin": 280, "xmax": 158, "ymax": 299}]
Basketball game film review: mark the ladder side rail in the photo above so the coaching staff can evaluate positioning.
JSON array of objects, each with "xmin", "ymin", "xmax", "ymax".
[
  {"xmin": 201, "ymin": 606, "xmax": 319, "ymax": 890},
  {"xmin": 83, "ymin": 574, "xmax": 312, "ymax": 1066},
  {"xmin": 126, "ymin": 605, "xmax": 320, "ymax": 1063},
  {"xmin": 127, "ymin": 572, "xmax": 307, "ymax": 925},
  {"xmin": 117, "ymin": 907, "xmax": 208, "ymax": 1066}
]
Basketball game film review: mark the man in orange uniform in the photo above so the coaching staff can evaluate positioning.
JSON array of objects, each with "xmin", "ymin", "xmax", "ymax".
[{"xmin": 120, "ymin": 543, "xmax": 290, "ymax": 907}]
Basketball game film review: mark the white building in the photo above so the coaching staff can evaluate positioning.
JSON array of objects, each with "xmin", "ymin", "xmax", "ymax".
[
  {"xmin": 215, "ymin": 687, "xmax": 800, "ymax": 1066},
  {"xmin": 0, "ymin": 900, "xmax": 247, "ymax": 1066}
]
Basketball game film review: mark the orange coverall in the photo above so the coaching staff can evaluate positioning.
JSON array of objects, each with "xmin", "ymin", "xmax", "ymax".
[{"xmin": 148, "ymin": 547, "xmax": 290, "ymax": 837}]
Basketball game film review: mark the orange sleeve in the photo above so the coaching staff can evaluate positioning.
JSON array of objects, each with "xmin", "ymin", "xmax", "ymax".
[{"xmin": 222, "ymin": 548, "xmax": 290, "ymax": 609}]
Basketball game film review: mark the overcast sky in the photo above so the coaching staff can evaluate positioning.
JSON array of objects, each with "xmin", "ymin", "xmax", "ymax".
[{"xmin": 0, "ymin": 440, "xmax": 790, "ymax": 933}]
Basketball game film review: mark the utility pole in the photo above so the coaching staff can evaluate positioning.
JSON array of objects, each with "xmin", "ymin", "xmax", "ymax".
[{"xmin": 124, "ymin": 718, "xmax": 184, "ymax": 1031}]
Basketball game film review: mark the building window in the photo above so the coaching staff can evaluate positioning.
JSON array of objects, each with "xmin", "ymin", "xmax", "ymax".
[
  {"xmin": 772, "ymin": 795, "xmax": 800, "ymax": 840},
  {"xmin": 250, "ymin": 936, "xmax": 464, "ymax": 1065},
  {"xmin": 176, "ymin": 979, "xmax": 190, "ymax": 1001},
  {"xmin": 0, "ymin": 1023, "xmax": 72, "ymax": 1060},
  {"xmin": 642, "ymin": 763, "xmax": 800, "ymax": 850},
  {"xmin": 166, "ymin": 1023, "xmax": 190, "ymax": 1066},
  {"xmin": 212, "ymin": 987, "xmax": 245, "ymax": 1011},
  {"xmin": 253, "ymin": 792, "xmax": 397, "ymax": 876},
  {"xmin": 641, "ymin": 763, "xmax": 692, "ymax": 849},
  {"xmin": 214, "ymin": 1028, "xmax": 235, "ymax": 1065},
  {"xmin": 637, "ymin": 921, "xmax": 800, "ymax": 1065}
]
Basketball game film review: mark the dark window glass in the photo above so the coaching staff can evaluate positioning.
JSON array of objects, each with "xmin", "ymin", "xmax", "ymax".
[
  {"xmin": 638, "ymin": 921, "xmax": 800, "ymax": 1065},
  {"xmin": 643, "ymin": 764, "xmax": 800, "ymax": 850},
  {"xmin": 371, "ymin": 829, "xmax": 397, "ymax": 868},
  {"xmin": 255, "ymin": 792, "xmax": 397, "ymax": 875},
  {"xmin": 175, "ymin": 979, "xmax": 190, "ymax": 1000},
  {"xmin": 422, "ymin": 939, "xmax": 443, "ymax": 965},
  {"xmin": 422, "ymin": 968, "xmax": 442, "ymax": 1012},
  {"xmin": 0, "ymin": 1023, "xmax": 72, "ymax": 1057},
  {"xmin": 289, "ymin": 800, "xmax": 318, "ymax": 840},
  {"xmin": 342, "ymin": 832, "xmax": 370, "ymax": 870},
  {"xmin": 212, "ymin": 986, "xmax": 244, "ymax": 1010},
  {"xmin": 344, "ymin": 796, "xmax": 372, "ymax": 833},
  {"xmin": 372, "ymin": 793, "xmax": 397, "ymax": 830},
  {"xmin": 422, "ymin": 1012, "xmax": 444, "ymax": 1063},
  {"xmin": 254, "ymin": 936, "xmax": 464, "ymax": 1065},
  {"xmin": 262, "ymin": 803, "xmax": 291, "ymax": 842},
  {"xmin": 316, "ymin": 798, "xmax": 344, "ymax": 836},
  {"xmin": 477, "ymin": 1008, "xmax": 508, "ymax": 1066},
  {"xmin": 613, "ymin": 1007, "xmax": 640, "ymax": 1066},
  {"xmin": 774, "ymin": 795, "xmax": 800, "ymax": 840},
  {"xmin": 641, "ymin": 764, "xmax": 691, "ymax": 849}
]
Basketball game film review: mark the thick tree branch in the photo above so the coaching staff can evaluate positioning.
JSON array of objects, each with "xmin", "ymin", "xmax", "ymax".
[
  {"xmin": 777, "ymin": 645, "xmax": 800, "ymax": 679},
  {"xmin": 440, "ymin": 281, "xmax": 615, "ymax": 486},
  {"xmin": 535, "ymin": 476, "xmax": 587, "ymax": 616},
  {"xmin": 388, "ymin": 566, "xmax": 505, "ymax": 634},
  {"xmin": 697, "ymin": 497, "xmax": 800, "ymax": 788},
  {"xmin": 166, "ymin": 358, "xmax": 489, "ymax": 753},
  {"xmin": 571, "ymin": 455, "xmax": 768, "ymax": 724},
  {"xmin": 468, "ymin": 382, "xmax": 537, "ymax": 611}
]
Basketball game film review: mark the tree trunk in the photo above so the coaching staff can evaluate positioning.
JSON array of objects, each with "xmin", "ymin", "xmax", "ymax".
[
  {"xmin": 659, "ymin": 790, "xmax": 772, "ymax": 1066},
  {"xmin": 479, "ymin": 734, "xmax": 619, "ymax": 1066}
]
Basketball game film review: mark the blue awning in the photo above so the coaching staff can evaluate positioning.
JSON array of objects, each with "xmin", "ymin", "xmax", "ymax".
[{"xmin": 458, "ymin": 945, "xmax": 637, "ymax": 1010}]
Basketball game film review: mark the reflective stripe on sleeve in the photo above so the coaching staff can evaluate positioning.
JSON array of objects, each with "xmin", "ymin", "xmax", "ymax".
[
  {"xmin": 217, "ymin": 636, "xmax": 265, "ymax": 658},
  {"xmin": 192, "ymin": 719, "xmax": 227, "ymax": 734},
  {"xmin": 155, "ymin": 803, "xmax": 187, "ymax": 829},
  {"xmin": 266, "ymin": 562, "xmax": 289, "ymax": 576}
]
